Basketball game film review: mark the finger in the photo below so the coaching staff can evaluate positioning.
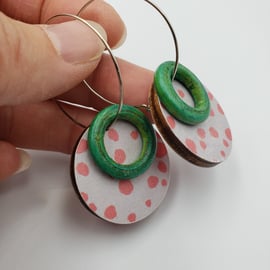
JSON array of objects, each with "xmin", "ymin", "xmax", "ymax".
[
  {"xmin": 59, "ymin": 55, "xmax": 154, "ymax": 110},
  {"xmin": 0, "ymin": 102, "xmax": 97, "ymax": 154},
  {"xmin": 0, "ymin": 0, "xmax": 126, "ymax": 48},
  {"xmin": 0, "ymin": 141, "xmax": 31, "ymax": 180},
  {"xmin": 0, "ymin": 59, "xmax": 153, "ymax": 154},
  {"xmin": 0, "ymin": 12, "xmax": 108, "ymax": 106}
]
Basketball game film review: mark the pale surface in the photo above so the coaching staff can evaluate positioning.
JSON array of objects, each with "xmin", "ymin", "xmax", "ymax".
[{"xmin": 1, "ymin": 0, "xmax": 270, "ymax": 269}]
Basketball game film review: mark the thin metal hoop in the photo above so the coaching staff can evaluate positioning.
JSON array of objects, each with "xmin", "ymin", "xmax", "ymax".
[
  {"xmin": 46, "ymin": 13, "xmax": 124, "ymax": 126},
  {"xmin": 48, "ymin": 0, "xmax": 180, "ymax": 126},
  {"xmin": 144, "ymin": 0, "xmax": 179, "ymax": 79},
  {"xmin": 78, "ymin": 0, "xmax": 180, "ymax": 105}
]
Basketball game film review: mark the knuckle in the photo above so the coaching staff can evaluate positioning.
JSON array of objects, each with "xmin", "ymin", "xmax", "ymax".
[{"xmin": 0, "ymin": 12, "xmax": 25, "ymax": 104}]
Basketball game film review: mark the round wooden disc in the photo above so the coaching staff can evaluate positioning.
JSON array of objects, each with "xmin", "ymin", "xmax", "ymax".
[
  {"xmin": 71, "ymin": 121, "xmax": 170, "ymax": 224},
  {"xmin": 149, "ymin": 82, "xmax": 232, "ymax": 167}
]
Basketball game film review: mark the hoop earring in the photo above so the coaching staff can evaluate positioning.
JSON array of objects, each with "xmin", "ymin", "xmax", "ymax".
[
  {"xmin": 47, "ymin": 12, "xmax": 170, "ymax": 224},
  {"xmin": 143, "ymin": 0, "xmax": 232, "ymax": 167}
]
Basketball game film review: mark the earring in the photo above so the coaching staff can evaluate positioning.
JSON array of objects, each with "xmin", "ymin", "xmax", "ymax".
[
  {"xmin": 145, "ymin": 0, "xmax": 232, "ymax": 167},
  {"xmin": 48, "ymin": 12, "xmax": 170, "ymax": 224}
]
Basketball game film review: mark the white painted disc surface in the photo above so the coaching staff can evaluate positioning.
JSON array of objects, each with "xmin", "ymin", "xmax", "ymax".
[
  {"xmin": 72, "ymin": 121, "xmax": 170, "ymax": 224},
  {"xmin": 157, "ymin": 81, "xmax": 232, "ymax": 165}
]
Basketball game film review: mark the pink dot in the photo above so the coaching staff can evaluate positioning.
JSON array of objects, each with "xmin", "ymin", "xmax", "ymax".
[
  {"xmin": 178, "ymin": 89, "xmax": 185, "ymax": 98},
  {"xmin": 225, "ymin": 128, "xmax": 232, "ymax": 141},
  {"xmin": 185, "ymin": 138, "xmax": 197, "ymax": 154},
  {"xmin": 220, "ymin": 151, "xmax": 226, "ymax": 158},
  {"xmin": 209, "ymin": 127, "xmax": 219, "ymax": 138},
  {"xmin": 108, "ymin": 128, "xmax": 119, "ymax": 142},
  {"xmin": 217, "ymin": 104, "xmax": 224, "ymax": 115},
  {"xmin": 161, "ymin": 179, "xmax": 168, "ymax": 187},
  {"xmin": 197, "ymin": 128, "xmax": 206, "ymax": 139},
  {"xmin": 76, "ymin": 162, "xmax": 89, "ymax": 176},
  {"xmin": 104, "ymin": 205, "xmax": 117, "ymax": 220},
  {"xmin": 114, "ymin": 149, "xmax": 126, "ymax": 164},
  {"xmin": 148, "ymin": 176, "xmax": 159, "ymax": 189},
  {"xmin": 158, "ymin": 161, "xmax": 167, "ymax": 173},
  {"xmin": 208, "ymin": 91, "xmax": 214, "ymax": 100},
  {"xmin": 81, "ymin": 192, "xmax": 89, "ymax": 202},
  {"xmin": 130, "ymin": 130, "xmax": 139, "ymax": 140},
  {"xmin": 89, "ymin": 203, "xmax": 97, "ymax": 212},
  {"xmin": 200, "ymin": 140, "xmax": 207, "ymax": 150},
  {"xmin": 128, "ymin": 213, "xmax": 137, "ymax": 223},
  {"xmin": 167, "ymin": 115, "xmax": 176, "ymax": 129},
  {"xmin": 223, "ymin": 139, "xmax": 229, "ymax": 148},
  {"xmin": 156, "ymin": 142, "xmax": 167, "ymax": 158},
  {"xmin": 118, "ymin": 180, "xmax": 134, "ymax": 195},
  {"xmin": 77, "ymin": 139, "xmax": 88, "ymax": 153},
  {"xmin": 145, "ymin": 200, "xmax": 152, "ymax": 207},
  {"xmin": 210, "ymin": 109, "xmax": 215, "ymax": 117}
]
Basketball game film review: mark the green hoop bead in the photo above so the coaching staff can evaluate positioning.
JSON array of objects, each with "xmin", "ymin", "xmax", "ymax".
[
  {"xmin": 88, "ymin": 105, "xmax": 157, "ymax": 180},
  {"xmin": 154, "ymin": 61, "xmax": 210, "ymax": 125}
]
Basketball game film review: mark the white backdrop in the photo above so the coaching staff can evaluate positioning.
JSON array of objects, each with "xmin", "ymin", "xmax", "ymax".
[{"xmin": 1, "ymin": 0, "xmax": 270, "ymax": 269}]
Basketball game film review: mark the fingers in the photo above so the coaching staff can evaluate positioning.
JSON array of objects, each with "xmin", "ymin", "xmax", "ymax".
[
  {"xmin": 0, "ymin": 0, "xmax": 126, "ymax": 48},
  {"xmin": 0, "ymin": 141, "xmax": 31, "ymax": 180},
  {"xmin": 59, "ymin": 55, "xmax": 154, "ymax": 110},
  {"xmin": 0, "ymin": 58, "xmax": 153, "ymax": 154},
  {"xmin": 0, "ymin": 12, "xmax": 108, "ymax": 106},
  {"xmin": 0, "ymin": 102, "xmax": 97, "ymax": 154}
]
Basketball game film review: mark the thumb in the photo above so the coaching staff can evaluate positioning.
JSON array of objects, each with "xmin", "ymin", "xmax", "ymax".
[{"xmin": 0, "ymin": 12, "xmax": 107, "ymax": 106}]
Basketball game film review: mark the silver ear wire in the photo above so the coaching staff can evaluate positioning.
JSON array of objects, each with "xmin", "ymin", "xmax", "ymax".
[
  {"xmin": 46, "ymin": 13, "xmax": 124, "ymax": 127},
  {"xmin": 77, "ymin": 0, "xmax": 180, "ymax": 97},
  {"xmin": 143, "ymin": 0, "xmax": 179, "ymax": 80},
  {"xmin": 48, "ymin": 0, "xmax": 180, "ymax": 127}
]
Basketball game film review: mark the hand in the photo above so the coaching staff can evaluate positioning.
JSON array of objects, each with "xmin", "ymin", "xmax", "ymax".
[{"xmin": 0, "ymin": 0, "xmax": 153, "ymax": 180}]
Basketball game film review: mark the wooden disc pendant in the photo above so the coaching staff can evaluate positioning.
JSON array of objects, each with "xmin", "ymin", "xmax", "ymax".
[
  {"xmin": 71, "ymin": 118, "xmax": 170, "ymax": 224},
  {"xmin": 149, "ymin": 62, "xmax": 232, "ymax": 167}
]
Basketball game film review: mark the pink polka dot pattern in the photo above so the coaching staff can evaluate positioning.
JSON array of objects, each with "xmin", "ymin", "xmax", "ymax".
[
  {"xmin": 225, "ymin": 128, "xmax": 232, "ymax": 141},
  {"xmin": 76, "ymin": 139, "xmax": 88, "ymax": 154},
  {"xmin": 161, "ymin": 179, "xmax": 168, "ymax": 187},
  {"xmin": 185, "ymin": 138, "xmax": 197, "ymax": 154},
  {"xmin": 178, "ymin": 89, "xmax": 185, "ymax": 98},
  {"xmin": 145, "ymin": 200, "xmax": 152, "ymax": 207},
  {"xmin": 104, "ymin": 205, "xmax": 117, "ymax": 220},
  {"xmin": 148, "ymin": 176, "xmax": 159, "ymax": 189},
  {"xmin": 118, "ymin": 180, "xmax": 134, "ymax": 195},
  {"xmin": 108, "ymin": 128, "xmax": 119, "ymax": 142},
  {"xmin": 89, "ymin": 203, "xmax": 97, "ymax": 212},
  {"xmin": 130, "ymin": 130, "xmax": 139, "ymax": 140},
  {"xmin": 128, "ymin": 213, "xmax": 136, "ymax": 223},
  {"xmin": 197, "ymin": 128, "xmax": 206, "ymax": 139},
  {"xmin": 76, "ymin": 162, "xmax": 89, "ymax": 176},
  {"xmin": 200, "ymin": 141, "xmax": 207, "ymax": 150},
  {"xmin": 72, "ymin": 122, "xmax": 170, "ymax": 224},
  {"xmin": 81, "ymin": 192, "xmax": 88, "ymax": 202},
  {"xmin": 167, "ymin": 115, "xmax": 176, "ymax": 129},
  {"xmin": 158, "ymin": 160, "xmax": 168, "ymax": 173},
  {"xmin": 156, "ymin": 142, "xmax": 168, "ymax": 158},
  {"xmin": 114, "ymin": 149, "xmax": 126, "ymax": 164},
  {"xmin": 209, "ymin": 127, "xmax": 219, "ymax": 138},
  {"xmin": 158, "ymin": 82, "xmax": 232, "ymax": 164}
]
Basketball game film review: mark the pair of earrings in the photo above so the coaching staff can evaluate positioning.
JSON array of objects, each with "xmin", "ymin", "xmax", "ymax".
[{"xmin": 50, "ymin": 0, "xmax": 232, "ymax": 224}]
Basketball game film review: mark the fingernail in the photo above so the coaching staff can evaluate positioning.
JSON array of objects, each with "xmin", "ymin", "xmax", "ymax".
[
  {"xmin": 43, "ymin": 20, "xmax": 107, "ymax": 64},
  {"xmin": 14, "ymin": 149, "xmax": 32, "ymax": 175},
  {"xmin": 112, "ymin": 25, "xmax": 127, "ymax": 49}
]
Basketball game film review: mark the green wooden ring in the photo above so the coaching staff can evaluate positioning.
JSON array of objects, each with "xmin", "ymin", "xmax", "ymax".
[
  {"xmin": 154, "ymin": 61, "xmax": 210, "ymax": 125},
  {"xmin": 88, "ymin": 105, "xmax": 157, "ymax": 180}
]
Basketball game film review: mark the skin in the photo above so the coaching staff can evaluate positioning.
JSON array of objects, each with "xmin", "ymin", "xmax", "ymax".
[{"xmin": 0, "ymin": 0, "xmax": 153, "ymax": 180}]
